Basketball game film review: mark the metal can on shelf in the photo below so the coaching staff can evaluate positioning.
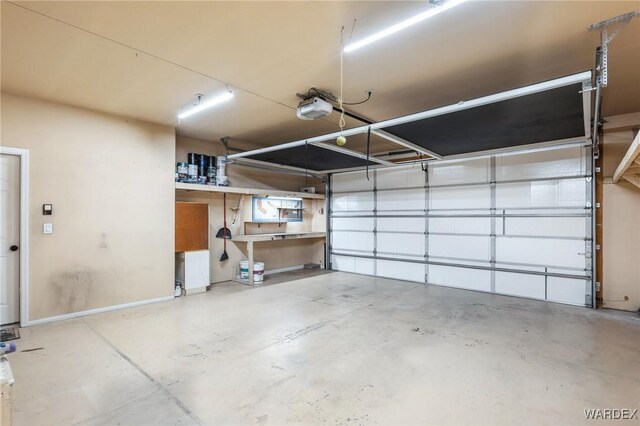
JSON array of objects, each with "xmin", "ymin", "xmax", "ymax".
[
  {"xmin": 198, "ymin": 154, "xmax": 208, "ymax": 178},
  {"xmin": 207, "ymin": 165, "xmax": 217, "ymax": 185},
  {"xmin": 187, "ymin": 164, "xmax": 198, "ymax": 181},
  {"xmin": 176, "ymin": 162, "xmax": 188, "ymax": 182}
]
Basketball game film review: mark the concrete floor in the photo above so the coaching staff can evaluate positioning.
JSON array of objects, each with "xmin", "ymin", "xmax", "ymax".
[{"xmin": 8, "ymin": 271, "xmax": 640, "ymax": 425}]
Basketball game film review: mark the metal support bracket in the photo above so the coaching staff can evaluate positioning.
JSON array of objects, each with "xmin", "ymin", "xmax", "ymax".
[{"xmin": 589, "ymin": 10, "xmax": 640, "ymax": 87}]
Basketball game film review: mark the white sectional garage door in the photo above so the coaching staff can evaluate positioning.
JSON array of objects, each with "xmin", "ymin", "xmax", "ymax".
[{"xmin": 329, "ymin": 144, "xmax": 594, "ymax": 307}]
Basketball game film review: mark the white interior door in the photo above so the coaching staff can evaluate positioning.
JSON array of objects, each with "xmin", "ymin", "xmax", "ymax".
[
  {"xmin": 330, "ymin": 145, "xmax": 594, "ymax": 307},
  {"xmin": 0, "ymin": 154, "xmax": 20, "ymax": 325}
]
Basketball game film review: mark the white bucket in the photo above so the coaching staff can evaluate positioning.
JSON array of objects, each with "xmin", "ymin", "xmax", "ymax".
[
  {"xmin": 240, "ymin": 260, "xmax": 249, "ymax": 279},
  {"xmin": 253, "ymin": 262, "xmax": 265, "ymax": 283}
]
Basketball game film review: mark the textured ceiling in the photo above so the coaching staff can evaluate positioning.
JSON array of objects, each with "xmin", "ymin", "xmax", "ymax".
[{"xmin": 2, "ymin": 1, "xmax": 639, "ymax": 153}]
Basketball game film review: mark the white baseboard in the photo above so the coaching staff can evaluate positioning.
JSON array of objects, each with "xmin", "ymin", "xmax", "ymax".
[
  {"xmin": 24, "ymin": 295, "xmax": 174, "ymax": 327},
  {"xmin": 264, "ymin": 265, "xmax": 305, "ymax": 276}
]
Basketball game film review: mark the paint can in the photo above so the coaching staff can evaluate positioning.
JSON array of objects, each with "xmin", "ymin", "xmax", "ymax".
[
  {"xmin": 187, "ymin": 164, "xmax": 198, "ymax": 181},
  {"xmin": 198, "ymin": 154, "xmax": 208, "ymax": 178},
  {"xmin": 207, "ymin": 165, "xmax": 217, "ymax": 185},
  {"xmin": 240, "ymin": 260, "xmax": 249, "ymax": 280},
  {"xmin": 253, "ymin": 262, "xmax": 265, "ymax": 283},
  {"xmin": 176, "ymin": 162, "xmax": 188, "ymax": 182}
]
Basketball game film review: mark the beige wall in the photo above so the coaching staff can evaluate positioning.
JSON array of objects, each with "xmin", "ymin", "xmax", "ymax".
[
  {"xmin": 1, "ymin": 92, "xmax": 175, "ymax": 321},
  {"xmin": 602, "ymin": 182, "xmax": 640, "ymax": 311},
  {"xmin": 175, "ymin": 136, "xmax": 326, "ymax": 283},
  {"xmin": 601, "ymin": 129, "xmax": 640, "ymax": 312}
]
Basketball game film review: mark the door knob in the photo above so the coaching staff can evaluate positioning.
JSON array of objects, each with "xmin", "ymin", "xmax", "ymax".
[{"xmin": 9, "ymin": 245, "xmax": 18, "ymax": 252}]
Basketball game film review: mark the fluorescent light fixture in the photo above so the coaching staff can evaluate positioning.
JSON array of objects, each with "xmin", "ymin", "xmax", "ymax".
[
  {"xmin": 178, "ymin": 90, "xmax": 234, "ymax": 119},
  {"xmin": 344, "ymin": 0, "xmax": 468, "ymax": 53}
]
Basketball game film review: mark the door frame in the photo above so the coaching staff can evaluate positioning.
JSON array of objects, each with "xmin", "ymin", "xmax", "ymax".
[{"xmin": 0, "ymin": 146, "xmax": 29, "ymax": 326}]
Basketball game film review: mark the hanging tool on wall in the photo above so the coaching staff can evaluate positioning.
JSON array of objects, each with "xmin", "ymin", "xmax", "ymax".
[
  {"xmin": 231, "ymin": 195, "xmax": 243, "ymax": 225},
  {"xmin": 215, "ymin": 193, "xmax": 231, "ymax": 261}
]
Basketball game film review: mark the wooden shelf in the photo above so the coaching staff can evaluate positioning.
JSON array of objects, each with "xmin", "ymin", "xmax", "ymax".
[
  {"xmin": 175, "ymin": 182, "xmax": 325, "ymax": 200},
  {"xmin": 231, "ymin": 232, "xmax": 326, "ymax": 243},
  {"xmin": 613, "ymin": 132, "xmax": 640, "ymax": 190}
]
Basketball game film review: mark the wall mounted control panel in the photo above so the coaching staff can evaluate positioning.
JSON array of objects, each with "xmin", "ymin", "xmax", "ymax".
[{"xmin": 43, "ymin": 204, "xmax": 52, "ymax": 215}]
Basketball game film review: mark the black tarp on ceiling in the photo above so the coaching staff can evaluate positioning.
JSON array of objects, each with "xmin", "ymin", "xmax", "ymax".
[
  {"xmin": 382, "ymin": 83, "xmax": 585, "ymax": 157},
  {"xmin": 246, "ymin": 143, "xmax": 375, "ymax": 171},
  {"xmin": 244, "ymin": 79, "xmax": 586, "ymax": 171}
]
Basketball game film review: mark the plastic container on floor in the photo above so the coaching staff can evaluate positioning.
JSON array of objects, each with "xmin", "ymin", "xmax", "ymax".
[
  {"xmin": 240, "ymin": 260, "xmax": 249, "ymax": 279},
  {"xmin": 253, "ymin": 262, "xmax": 265, "ymax": 283}
]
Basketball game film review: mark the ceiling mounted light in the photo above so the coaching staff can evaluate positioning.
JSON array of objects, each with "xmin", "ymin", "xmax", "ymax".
[
  {"xmin": 344, "ymin": 0, "xmax": 468, "ymax": 53},
  {"xmin": 178, "ymin": 90, "xmax": 234, "ymax": 120}
]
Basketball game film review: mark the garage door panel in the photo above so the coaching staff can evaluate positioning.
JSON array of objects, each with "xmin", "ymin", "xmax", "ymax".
[
  {"xmin": 332, "ymin": 218, "xmax": 374, "ymax": 232},
  {"xmin": 377, "ymin": 260, "xmax": 424, "ymax": 282},
  {"xmin": 430, "ymin": 185, "xmax": 491, "ymax": 210},
  {"xmin": 429, "ymin": 217, "xmax": 491, "ymax": 234},
  {"xmin": 503, "ymin": 217, "xmax": 586, "ymax": 238},
  {"xmin": 333, "ymin": 170, "xmax": 373, "ymax": 192},
  {"xmin": 496, "ymin": 145, "xmax": 585, "ymax": 181},
  {"xmin": 429, "ymin": 265, "xmax": 491, "ymax": 292},
  {"xmin": 547, "ymin": 277, "xmax": 588, "ymax": 306},
  {"xmin": 332, "ymin": 231, "xmax": 374, "ymax": 253},
  {"xmin": 429, "ymin": 158, "xmax": 490, "ymax": 186},
  {"xmin": 430, "ymin": 235, "xmax": 491, "ymax": 261},
  {"xmin": 331, "ymin": 255, "xmax": 375, "ymax": 275},
  {"xmin": 557, "ymin": 178, "xmax": 588, "ymax": 206},
  {"xmin": 332, "ymin": 192, "xmax": 374, "ymax": 212},
  {"xmin": 496, "ymin": 178, "xmax": 586, "ymax": 208},
  {"xmin": 378, "ymin": 217, "xmax": 425, "ymax": 233},
  {"xmin": 378, "ymin": 188, "xmax": 425, "ymax": 211},
  {"xmin": 377, "ymin": 233, "xmax": 425, "ymax": 256},
  {"xmin": 377, "ymin": 166, "xmax": 425, "ymax": 189},
  {"xmin": 495, "ymin": 272, "xmax": 546, "ymax": 299},
  {"xmin": 496, "ymin": 238, "xmax": 585, "ymax": 268}
]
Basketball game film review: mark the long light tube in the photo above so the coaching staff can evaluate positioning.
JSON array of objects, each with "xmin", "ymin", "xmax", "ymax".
[
  {"xmin": 344, "ymin": 0, "xmax": 468, "ymax": 53},
  {"xmin": 178, "ymin": 91, "xmax": 234, "ymax": 119}
]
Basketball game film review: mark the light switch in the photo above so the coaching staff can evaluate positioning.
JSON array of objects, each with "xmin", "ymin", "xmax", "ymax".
[{"xmin": 43, "ymin": 223, "xmax": 53, "ymax": 234}]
